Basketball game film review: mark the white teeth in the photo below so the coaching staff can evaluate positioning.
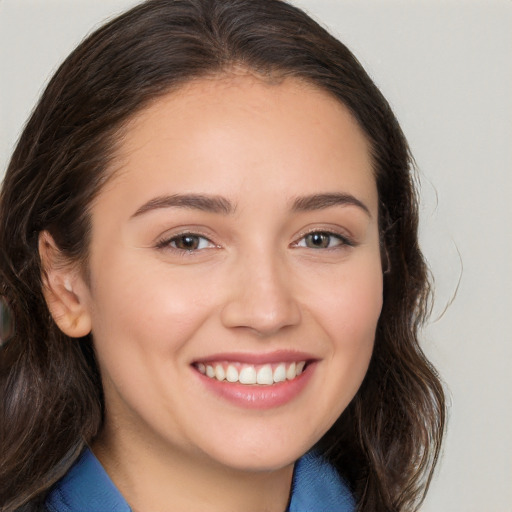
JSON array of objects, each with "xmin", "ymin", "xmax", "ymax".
[
  {"xmin": 198, "ymin": 361, "xmax": 307, "ymax": 385},
  {"xmin": 215, "ymin": 364, "xmax": 225, "ymax": 381},
  {"xmin": 256, "ymin": 364, "xmax": 273, "ymax": 385},
  {"xmin": 273, "ymin": 363, "xmax": 286, "ymax": 383},
  {"xmin": 226, "ymin": 365, "xmax": 239, "ymax": 383},
  {"xmin": 286, "ymin": 362, "xmax": 296, "ymax": 380},
  {"xmin": 239, "ymin": 366, "xmax": 257, "ymax": 384}
]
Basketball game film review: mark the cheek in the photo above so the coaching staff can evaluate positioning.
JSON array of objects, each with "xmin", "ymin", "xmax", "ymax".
[
  {"xmin": 310, "ymin": 259, "xmax": 383, "ymax": 341},
  {"xmin": 307, "ymin": 257, "xmax": 382, "ymax": 385},
  {"xmin": 88, "ymin": 257, "xmax": 217, "ymax": 363},
  {"xmin": 341, "ymin": 281, "xmax": 382, "ymax": 344},
  {"xmin": 294, "ymin": 260, "xmax": 382, "ymax": 439},
  {"xmin": 339, "ymin": 275, "xmax": 382, "ymax": 360},
  {"xmin": 86, "ymin": 260, "xmax": 219, "ymax": 430}
]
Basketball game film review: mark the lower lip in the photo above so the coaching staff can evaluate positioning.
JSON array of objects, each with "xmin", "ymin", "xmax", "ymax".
[{"xmin": 194, "ymin": 363, "xmax": 315, "ymax": 410}]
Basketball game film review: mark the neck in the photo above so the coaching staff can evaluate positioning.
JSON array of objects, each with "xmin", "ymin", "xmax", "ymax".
[{"xmin": 92, "ymin": 423, "xmax": 294, "ymax": 512}]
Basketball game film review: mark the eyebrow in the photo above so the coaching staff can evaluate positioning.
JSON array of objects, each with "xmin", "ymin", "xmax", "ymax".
[
  {"xmin": 131, "ymin": 194, "xmax": 235, "ymax": 218},
  {"xmin": 291, "ymin": 193, "xmax": 371, "ymax": 217},
  {"xmin": 130, "ymin": 191, "xmax": 370, "ymax": 219}
]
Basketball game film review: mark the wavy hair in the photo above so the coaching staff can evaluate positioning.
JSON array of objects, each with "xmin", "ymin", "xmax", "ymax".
[{"xmin": 0, "ymin": 1, "xmax": 445, "ymax": 510}]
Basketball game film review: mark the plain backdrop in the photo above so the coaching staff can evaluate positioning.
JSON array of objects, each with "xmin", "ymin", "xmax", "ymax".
[{"xmin": 1, "ymin": 1, "xmax": 511, "ymax": 510}]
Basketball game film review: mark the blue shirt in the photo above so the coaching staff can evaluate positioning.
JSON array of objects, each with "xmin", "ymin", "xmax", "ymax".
[{"xmin": 45, "ymin": 448, "xmax": 355, "ymax": 512}]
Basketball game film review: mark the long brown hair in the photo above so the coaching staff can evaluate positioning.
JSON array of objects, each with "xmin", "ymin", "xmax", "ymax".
[{"xmin": 0, "ymin": 1, "xmax": 445, "ymax": 510}]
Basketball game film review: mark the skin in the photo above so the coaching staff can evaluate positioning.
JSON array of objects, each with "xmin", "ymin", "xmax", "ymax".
[{"xmin": 43, "ymin": 75, "xmax": 383, "ymax": 512}]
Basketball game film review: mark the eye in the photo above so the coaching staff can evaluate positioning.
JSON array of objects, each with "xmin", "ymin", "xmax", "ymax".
[
  {"xmin": 157, "ymin": 233, "xmax": 214, "ymax": 251},
  {"xmin": 295, "ymin": 231, "xmax": 350, "ymax": 249}
]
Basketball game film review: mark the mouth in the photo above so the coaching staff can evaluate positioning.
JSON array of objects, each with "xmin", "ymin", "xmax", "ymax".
[
  {"xmin": 191, "ymin": 352, "xmax": 317, "ymax": 409},
  {"xmin": 190, "ymin": 351, "xmax": 317, "ymax": 409},
  {"xmin": 194, "ymin": 360, "xmax": 307, "ymax": 386}
]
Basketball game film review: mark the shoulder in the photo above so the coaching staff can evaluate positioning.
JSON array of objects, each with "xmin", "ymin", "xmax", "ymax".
[{"xmin": 288, "ymin": 451, "xmax": 356, "ymax": 512}]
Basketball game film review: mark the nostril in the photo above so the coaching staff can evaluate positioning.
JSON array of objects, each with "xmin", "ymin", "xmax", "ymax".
[{"xmin": 220, "ymin": 294, "xmax": 301, "ymax": 335}]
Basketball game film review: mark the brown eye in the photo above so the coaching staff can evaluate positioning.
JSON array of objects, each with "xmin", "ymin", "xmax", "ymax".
[
  {"xmin": 172, "ymin": 235, "xmax": 201, "ymax": 250},
  {"xmin": 304, "ymin": 232, "xmax": 339, "ymax": 249},
  {"xmin": 295, "ymin": 231, "xmax": 349, "ymax": 249},
  {"xmin": 159, "ymin": 234, "xmax": 214, "ymax": 251}
]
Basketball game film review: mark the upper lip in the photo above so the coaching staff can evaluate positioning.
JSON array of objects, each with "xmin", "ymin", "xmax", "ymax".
[{"xmin": 192, "ymin": 350, "xmax": 317, "ymax": 365}]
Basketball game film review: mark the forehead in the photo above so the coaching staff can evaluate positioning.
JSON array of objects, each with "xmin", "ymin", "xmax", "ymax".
[{"xmin": 100, "ymin": 74, "xmax": 376, "ymax": 213}]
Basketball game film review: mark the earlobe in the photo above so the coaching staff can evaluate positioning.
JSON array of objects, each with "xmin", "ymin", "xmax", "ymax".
[{"xmin": 38, "ymin": 231, "xmax": 92, "ymax": 338}]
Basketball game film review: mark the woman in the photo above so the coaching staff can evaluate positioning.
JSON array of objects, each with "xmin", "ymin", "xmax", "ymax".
[{"xmin": 0, "ymin": 0, "xmax": 445, "ymax": 511}]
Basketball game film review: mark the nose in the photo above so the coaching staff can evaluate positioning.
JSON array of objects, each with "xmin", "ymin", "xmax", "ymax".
[{"xmin": 220, "ymin": 251, "xmax": 301, "ymax": 337}]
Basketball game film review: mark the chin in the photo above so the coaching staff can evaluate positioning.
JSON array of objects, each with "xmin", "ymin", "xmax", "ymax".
[{"xmin": 196, "ymin": 431, "xmax": 322, "ymax": 474}]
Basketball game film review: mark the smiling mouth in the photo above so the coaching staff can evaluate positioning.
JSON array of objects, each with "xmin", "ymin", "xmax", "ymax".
[{"xmin": 194, "ymin": 361, "xmax": 307, "ymax": 386}]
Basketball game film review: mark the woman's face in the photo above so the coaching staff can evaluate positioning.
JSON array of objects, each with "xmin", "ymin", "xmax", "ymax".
[{"xmin": 81, "ymin": 75, "xmax": 382, "ymax": 472}]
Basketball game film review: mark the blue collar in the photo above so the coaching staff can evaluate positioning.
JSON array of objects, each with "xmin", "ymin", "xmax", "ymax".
[
  {"xmin": 288, "ymin": 452, "xmax": 355, "ymax": 512},
  {"xmin": 46, "ymin": 448, "xmax": 355, "ymax": 512}
]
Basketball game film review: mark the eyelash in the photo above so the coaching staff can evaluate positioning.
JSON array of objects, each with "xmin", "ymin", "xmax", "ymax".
[
  {"xmin": 292, "ymin": 230, "xmax": 354, "ymax": 250},
  {"xmin": 155, "ymin": 232, "xmax": 215, "ymax": 253},
  {"xmin": 156, "ymin": 230, "xmax": 354, "ymax": 254}
]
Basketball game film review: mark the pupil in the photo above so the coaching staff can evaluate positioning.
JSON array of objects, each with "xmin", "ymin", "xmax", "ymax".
[
  {"xmin": 308, "ymin": 233, "xmax": 328, "ymax": 248},
  {"xmin": 178, "ymin": 236, "xmax": 198, "ymax": 250}
]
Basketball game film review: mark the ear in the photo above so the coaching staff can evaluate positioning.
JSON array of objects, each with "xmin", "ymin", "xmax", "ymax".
[{"xmin": 39, "ymin": 231, "xmax": 92, "ymax": 338}]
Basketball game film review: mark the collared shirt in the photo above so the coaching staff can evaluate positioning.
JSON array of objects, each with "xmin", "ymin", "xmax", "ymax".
[{"xmin": 45, "ymin": 448, "xmax": 355, "ymax": 512}]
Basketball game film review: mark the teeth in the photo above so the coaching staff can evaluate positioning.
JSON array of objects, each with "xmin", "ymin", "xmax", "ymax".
[
  {"xmin": 273, "ymin": 363, "xmax": 286, "ymax": 383},
  {"xmin": 286, "ymin": 362, "xmax": 296, "ymax": 380},
  {"xmin": 239, "ymin": 366, "xmax": 257, "ymax": 384},
  {"xmin": 198, "ymin": 361, "xmax": 307, "ymax": 385},
  {"xmin": 215, "ymin": 364, "xmax": 225, "ymax": 381},
  {"xmin": 256, "ymin": 364, "xmax": 273, "ymax": 385},
  {"xmin": 226, "ymin": 365, "xmax": 239, "ymax": 383}
]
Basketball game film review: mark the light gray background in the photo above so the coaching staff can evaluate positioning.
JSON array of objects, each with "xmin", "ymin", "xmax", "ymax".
[{"xmin": 1, "ymin": 1, "xmax": 511, "ymax": 510}]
